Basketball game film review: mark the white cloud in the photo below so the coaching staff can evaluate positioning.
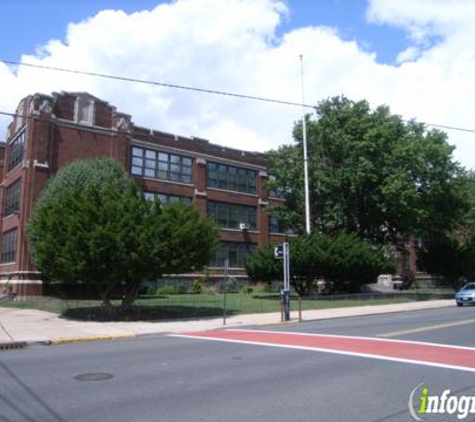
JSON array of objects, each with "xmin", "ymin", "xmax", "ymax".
[{"xmin": 1, "ymin": 0, "xmax": 474, "ymax": 169}]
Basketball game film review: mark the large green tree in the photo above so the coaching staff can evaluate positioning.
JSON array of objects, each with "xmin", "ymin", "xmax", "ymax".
[
  {"xmin": 267, "ymin": 96, "xmax": 467, "ymax": 245},
  {"xmin": 28, "ymin": 158, "xmax": 219, "ymax": 314},
  {"xmin": 419, "ymin": 171, "xmax": 475, "ymax": 287}
]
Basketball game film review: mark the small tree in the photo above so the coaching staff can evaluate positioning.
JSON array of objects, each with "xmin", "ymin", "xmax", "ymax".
[
  {"xmin": 245, "ymin": 232, "xmax": 394, "ymax": 295},
  {"xmin": 28, "ymin": 158, "xmax": 219, "ymax": 315}
]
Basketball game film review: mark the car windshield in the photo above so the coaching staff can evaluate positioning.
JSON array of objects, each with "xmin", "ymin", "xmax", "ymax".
[{"xmin": 462, "ymin": 283, "xmax": 475, "ymax": 291}]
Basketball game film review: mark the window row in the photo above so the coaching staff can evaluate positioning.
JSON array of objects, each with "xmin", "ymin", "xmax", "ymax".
[
  {"xmin": 207, "ymin": 201, "xmax": 257, "ymax": 230},
  {"xmin": 4, "ymin": 180, "xmax": 21, "ymax": 217},
  {"xmin": 131, "ymin": 147, "xmax": 295, "ymax": 203},
  {"xmin": 8, "ymin": 130, "xmax": 25, "ymax": 172},
  {"xmin": 207, "ymin": 162, "xmax": 257, "ymax": 194},
  {"xmin": 211, "ymin": 242, "xmax": 256, "ymax": 268},
  {"xmin": 144, "ymin": 192, "xmax": 192, "ymax": 207},
  {"xmin": 2, "ymin": 229, "xmax": 17, "ymax": 263},
  {"xmin": 131, "ymin": 147, "xmax": 193, "ymax": 184}
]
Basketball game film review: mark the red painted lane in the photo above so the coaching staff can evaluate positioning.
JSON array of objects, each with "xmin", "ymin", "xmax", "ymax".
[{"xmin": 177, "ymin": 329, "xmax": 475, "ymax": 372}]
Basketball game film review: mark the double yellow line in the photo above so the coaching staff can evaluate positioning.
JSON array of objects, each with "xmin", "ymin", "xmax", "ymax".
[{"xmin": 378, "ymin": 318, "xmax": 475, "ymax": 338}]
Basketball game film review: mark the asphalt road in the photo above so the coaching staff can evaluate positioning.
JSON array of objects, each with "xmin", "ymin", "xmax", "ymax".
[{"xmin": 1, "ymin": 306, "xmax": 475, "ymax": 422}]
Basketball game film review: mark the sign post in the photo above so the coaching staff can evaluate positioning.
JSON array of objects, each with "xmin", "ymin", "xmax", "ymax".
[
  {"xmin": 223, "ymin": 259, "xmax": 228, "ymax": 326},
  {"xmin": 275, "ymin": 242, "xmax": 290, "ymax": 321}
]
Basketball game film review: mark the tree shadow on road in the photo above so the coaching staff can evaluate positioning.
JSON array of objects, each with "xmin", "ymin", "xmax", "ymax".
[{"xmin": 60, "ymin": 304, "xmax": 234, "ymax": 322}]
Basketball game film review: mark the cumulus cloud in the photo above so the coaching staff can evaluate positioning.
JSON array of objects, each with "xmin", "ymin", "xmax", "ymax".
[{"xmin": 1, "ymin": 0, "xmax": 474, "ymax": 169}]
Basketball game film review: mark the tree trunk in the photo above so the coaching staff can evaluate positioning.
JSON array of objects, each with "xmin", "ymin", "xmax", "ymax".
[
  {"xmin": 101, "ymin": 297, "xmax": 116, "ymax": 320},
  {"xmin": 120, "ymin": 282, "xmax": 141, "ymax": 313}
]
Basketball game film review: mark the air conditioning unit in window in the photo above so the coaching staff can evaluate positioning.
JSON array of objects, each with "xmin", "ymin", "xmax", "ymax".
[{"xmin": 239, "ymin": 223, "xmax": 250, "ymax": 231}]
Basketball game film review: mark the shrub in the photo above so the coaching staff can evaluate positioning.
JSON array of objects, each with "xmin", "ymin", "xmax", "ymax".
[
  {"xmin": 146, "ymin": 286, "xmax": 159, "ymax": 295},
  {"xmin": 240, "ymin": 286, "xmax": 254, "ymax": 294},
  {"xmin": 246, "ymin": 232, "xmax": 395, "ymax": 295},
  {"xmin": 192, "ymin": 280, "xmax": 202, "ymax": 294},
  {"xmin": 254, "ymin": 283, "xmax": 273, "ymax": 294},
  {"xmin": 158, "ymin": 285, "xmax": 176, "ymax": 295}
]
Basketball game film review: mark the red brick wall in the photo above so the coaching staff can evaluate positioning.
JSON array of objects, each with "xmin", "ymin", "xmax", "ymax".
[{"xmin": 0, "ymin": 91, "xmax": 288, "ymax": 295}]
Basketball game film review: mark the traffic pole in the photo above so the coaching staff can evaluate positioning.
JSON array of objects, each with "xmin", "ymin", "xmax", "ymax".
[{"xmin": 283, "ymin": 242, "xmax": 290, "ymax": 321}]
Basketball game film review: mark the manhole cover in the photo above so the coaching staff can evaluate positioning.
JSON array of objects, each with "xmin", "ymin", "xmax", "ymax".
[{"xmin": 75, "ymin": 373, "xmax": 113, "ymax": 382}]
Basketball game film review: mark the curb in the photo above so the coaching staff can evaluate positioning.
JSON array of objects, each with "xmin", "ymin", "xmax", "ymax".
[
  {"xmin": 216, "ymin": 301, "xmax": 456, "ymax": 330},
  {"xmin": 281, "ymin": 301, "xmax": 456, "ymax": 324},
  {"xmin": 51, "ymin": 334, "xmax": 137, "ymax": 345}
]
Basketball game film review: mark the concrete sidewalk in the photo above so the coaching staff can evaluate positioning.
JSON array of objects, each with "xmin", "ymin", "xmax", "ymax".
[{"xmin": 0, "ymin": 299, "xmax": 454, "ymax": 346}]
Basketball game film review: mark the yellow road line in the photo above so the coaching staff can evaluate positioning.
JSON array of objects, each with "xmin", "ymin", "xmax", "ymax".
[{"xmin": 377, "ymin": 318, "xmax": 475, "ymax": 338}]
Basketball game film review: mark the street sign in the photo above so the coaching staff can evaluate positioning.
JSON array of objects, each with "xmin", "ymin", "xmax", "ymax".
[{"xmin": 274, "ymin": 244, "xmax": 284, "ymax": 259}]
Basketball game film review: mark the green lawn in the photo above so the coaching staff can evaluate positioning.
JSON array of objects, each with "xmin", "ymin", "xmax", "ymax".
[{"xmin": 0, "ymin": 291, "xmax": 448, "ymax": 321}]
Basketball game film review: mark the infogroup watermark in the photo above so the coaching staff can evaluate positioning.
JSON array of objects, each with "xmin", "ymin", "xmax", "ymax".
[{"xmin": 409, "ymin": 383, "xmax": 475, "ymax": 420}]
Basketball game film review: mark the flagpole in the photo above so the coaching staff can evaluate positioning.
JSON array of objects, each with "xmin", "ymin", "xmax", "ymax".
[{"xmin": 300, "ymin": 54, "xmax": 311, "ymax": 234}]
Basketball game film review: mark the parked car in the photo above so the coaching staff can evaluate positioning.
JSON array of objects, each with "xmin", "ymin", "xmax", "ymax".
[{"xmin": 455, "ymin": 282, "xmax": 475, "ymax": 306}]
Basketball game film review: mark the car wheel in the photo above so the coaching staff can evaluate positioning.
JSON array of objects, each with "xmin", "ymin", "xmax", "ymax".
[{"xmin": 457, "ymin": 302, "xmax": 463, "ymax": 307}]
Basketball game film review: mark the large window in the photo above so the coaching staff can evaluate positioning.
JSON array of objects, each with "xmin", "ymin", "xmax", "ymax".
[
  {"xmin": 4, "ymin": 180, "xmax": 21, "ymax": 216},
  {"xmin": 269, "ymin": 216, "xmax": 294, "ymax": 234},
  {"xmin": 8, "ymin": 130, "xmax": 26, "ymax": 172},
  {"xmin": 211, "ymin": 242, "xmax": 256, "ymax": 267},
  {"xmin": 144, "ymin": 192, "xmax": 191, "ymax": 206},
  {"xmin": 75, "ymin": 96, "xmax": 94, "ymax": 124},
  {"xmin": 131, "ymin": 147, "xmax": 192, "ymax": 184},
  {"xmin": 207, "ymin": 162, "xmax": 257, "ymax": 194},
  {"xmin": 207, "ymin": 201, "xmax": 257, "ymax": 230},
  {"xmin": 2, "ymin": 229, "xmax": 17, "ymax": 263}
]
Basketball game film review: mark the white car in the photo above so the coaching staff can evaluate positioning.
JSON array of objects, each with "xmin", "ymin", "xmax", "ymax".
[{"xmin": 455, "ymin": 282, "xmax": 475, "ymax": 307}]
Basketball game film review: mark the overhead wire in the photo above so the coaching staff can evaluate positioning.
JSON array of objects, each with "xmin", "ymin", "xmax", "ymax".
[
  {"xmin": 1, "ymin": 59, "xmax": 475, "ymax": 134},
  {"xmin": 0, "ymin": 59, "xmax": 314, "ymax": 109}
]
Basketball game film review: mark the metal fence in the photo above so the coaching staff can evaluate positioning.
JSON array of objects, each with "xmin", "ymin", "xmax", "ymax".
[{"xmin": 0, "ymin": 289, "xmax": 454, "ymax": 321}]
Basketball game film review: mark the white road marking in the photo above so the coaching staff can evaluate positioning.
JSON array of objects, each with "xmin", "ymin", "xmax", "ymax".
[{"xmin": 170, "ymin": 331, "xmax": 475, "ymax": 373}]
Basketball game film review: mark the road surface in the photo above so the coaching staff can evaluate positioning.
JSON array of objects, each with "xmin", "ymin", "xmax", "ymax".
[{"xmin": 1, "ymin": 306, "xmax": 474, "ymax": 422}]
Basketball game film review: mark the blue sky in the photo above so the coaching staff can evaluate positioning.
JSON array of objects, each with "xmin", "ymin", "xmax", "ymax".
[
  {"xmin": 1, "ymin": 0, "xmax": 410, "ymax": 64},
  {"xmin": 0, "ymin": 0, "xmax": 474, "ymax": 169},
  {"xmin": 0, "ymin": 0, "xmax": 160, "ymax": 59}
]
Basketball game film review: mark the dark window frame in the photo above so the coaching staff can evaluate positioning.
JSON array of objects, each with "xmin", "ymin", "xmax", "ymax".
[
  {"xmin": 131, "ymin": 147, "xmax": 193, "ymax": 184},
  {"xmin": 207, "ymin": 162, "xmax": 257, "ymax": 194},
  {"xmin": 268, "ymin": 216, "xmax": 295, "ymax": 234},
  {"xmin": 211, "ymin": 241, "xmax": 257, "ymax": 268},
  {"xmin": 144, "ymin": 191, "xmax": 191, "ymax": 207},
  {"xmin": 4, "ymin": 180, "xmax": 22, "ymax": 217},
  {"xmin": 7, "ymin": 130, "xmax": 26, "ymax": 172},
  {"xmin": 1, "ymin": 229, "xmax": 17, "ymax": 263},
  {"xmin": 207, "ymin": 201, "xmax": 257, "ymax": 230}
]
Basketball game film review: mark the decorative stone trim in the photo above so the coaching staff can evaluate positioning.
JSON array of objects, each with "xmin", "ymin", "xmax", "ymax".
[
  {"xmin": 196, "ymin": 157, "xmax": 207, "ymax": 165},
  {"xmin": 39, "ymin": 99, "xmax": 52, "ymax": 113},
  {"xmin": 194, "ymin": 189, "xmax": 207, "ymax": 197},
  {"xmin": 33, "ymin": 160, "xmax": 49, "ymax": 169}
]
